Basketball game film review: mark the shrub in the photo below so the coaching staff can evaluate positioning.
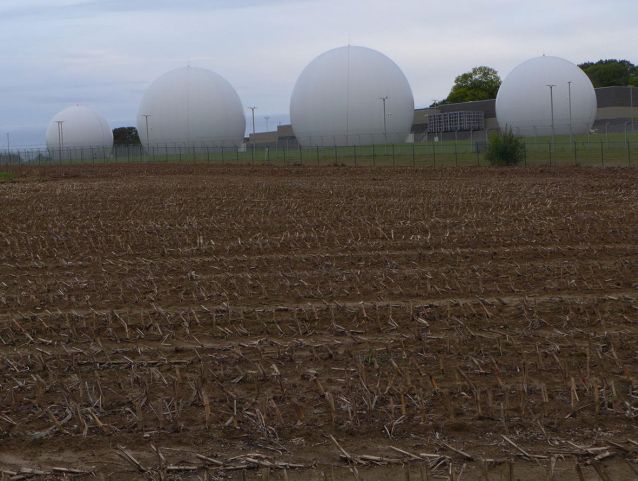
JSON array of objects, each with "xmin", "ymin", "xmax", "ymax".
[
  {"xmin": 0, "ymin": 172, "xmax": 15, "ymax": 183},
  {"xmin": 486, "ymin": 128, "xmax": 525, "ymax": 166}
]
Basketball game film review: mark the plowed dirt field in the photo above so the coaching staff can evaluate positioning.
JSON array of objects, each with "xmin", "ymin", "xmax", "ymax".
[{"xmin": 0, "ymin": 165, "xmax": 637, "ymax": 480}]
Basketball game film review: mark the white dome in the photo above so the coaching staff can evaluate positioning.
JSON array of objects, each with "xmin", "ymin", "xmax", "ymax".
[
  {"xmin": 496, "ymin": 56, "xmax": 597, "ymax": 137},
  {"xmin": 45, "ymin": 105, "xmax": 113, "ymax": 157},
  {"xmin": 290, "ymin": 46, "xmax": 415, "ymax": 147},
  {"xmin": 137, "ymin": 66, "xmax": 246, "ymax": 148}
]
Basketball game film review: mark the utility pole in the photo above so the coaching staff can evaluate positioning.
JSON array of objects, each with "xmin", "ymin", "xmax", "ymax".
[
  {"xmin": 248, "ymin": 107, "xmax": 257, "ymax": 136},
  {"xmin": 380, "ymin": 96, "xmax": 389, "ymax": 142},
  {"xmin": 142, "ymin": 114, "xmax": 152, "ymax": 151},
  {"xmin": 547, "ymin": 84, "xmax": 556, "ymax": 143}
]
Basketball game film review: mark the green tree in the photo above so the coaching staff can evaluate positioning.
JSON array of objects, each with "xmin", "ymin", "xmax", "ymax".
[
  {"xmin": 578, "ymin": 59, "xmax": 638, "ymax": 87},
  {"xmin": 446, "ymin": 66, "xmax": 502, "ymax": 104},
  {"xmin": 113, "ymin": 127, "xmax": 141, "ymax": 145}
]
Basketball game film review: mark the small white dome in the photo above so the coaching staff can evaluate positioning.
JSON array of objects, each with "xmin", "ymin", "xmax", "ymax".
[
  {"xmin": 496, "ymin": 56, "xmax": 597, "ymax": 137},
  {"xmin": 137, "ymin": 66, "xmax": 246, "ymax": 148},
  {"xmin": 45, "ymin": 105, "xmax": 113, "ymax": 156},
  {"xmin": 290, "ymin": 46, "xmax": 415, "ymax": 147}
]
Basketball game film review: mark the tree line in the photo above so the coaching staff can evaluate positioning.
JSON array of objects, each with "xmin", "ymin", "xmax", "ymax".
[{"xmin": 434, "ymin": 58, "xmax": 638, "ymax": 106}]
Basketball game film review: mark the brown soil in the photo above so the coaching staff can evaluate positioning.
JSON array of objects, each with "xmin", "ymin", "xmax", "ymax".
[{"xmin": 0, "ymin": 164, "xmax": 637, "ymax": 480}]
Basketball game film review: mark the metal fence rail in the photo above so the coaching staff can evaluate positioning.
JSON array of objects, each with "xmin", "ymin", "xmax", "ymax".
[{"xmin": 1, "ymin": 140, "xmax": 637, "ymax": 168}]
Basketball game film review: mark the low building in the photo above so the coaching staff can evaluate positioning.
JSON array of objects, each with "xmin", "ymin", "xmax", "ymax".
[{"xmin": 248, "ymin": 124, "xmax": 298, "ymax": 148}]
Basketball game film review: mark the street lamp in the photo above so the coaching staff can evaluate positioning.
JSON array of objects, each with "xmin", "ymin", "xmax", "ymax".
[
  {"xmin": 631, "ymin": 85, "xmax": 635, "ymax": 133},
  {"xmin": 142, "ymin": 114, "xmax": 152, "ymax": 151},
  {"xmin": 248, "ymin": 106, "xmax": 257, "ymax": 136},
  {"xmin": 380, "ymin": 96, "xmax": 389, "ymax": 142},
  {"xmin": 55, "ymin": 120, "xmax": 65, "ymax": 159},
  {"xmin": 567, "ymin": 81, "xmax": 573, "ymax": 142},
  {"xmin": 546, "ymin": 84, "xmax": 556, "ymax": 143},
  {"xmin": 430, "ymin": 99, "xmax": 440, "ymax": 142}
]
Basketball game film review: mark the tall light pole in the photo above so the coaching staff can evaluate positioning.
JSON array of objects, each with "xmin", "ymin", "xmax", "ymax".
[
  {"xmin": 248, "ymin": 106, "xmax": 257, "ymax": 136},
  {"xmin": 546, "ymin": 84, "xmax": 556, "ymax": 143},
  {"xmin": 55, "ymin": 120, "xmax": 65, "ymax": 160},
  {"xmin": 142, "ymin": 114, "xmax": 152, "ymax": 151},
  {"xmin": 567, "ymin": 81, "xmax": 573, "ymax": 142},
  {"xmin": 631, "ymin": 85, "xmax": 635, "ymax": 133},
  {"xmin": 380, "ymin": 96, "xmax": 389, "ymax": 142},
  {"xmin": 264, "ymin": 116, "xmax": 270, "ymax": 132}
]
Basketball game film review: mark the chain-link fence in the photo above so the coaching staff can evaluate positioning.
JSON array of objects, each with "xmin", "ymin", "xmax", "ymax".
[{"xmin": 1, "ymin": 135, "xmax": 638, "ymax": 168}]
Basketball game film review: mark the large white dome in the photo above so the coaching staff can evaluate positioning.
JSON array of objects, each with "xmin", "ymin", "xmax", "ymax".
[
  {"xmin": 137, "ymin": 66, "xmax": 246, "ymax": 148},
  {"xmin": 290, "ymin": 46, "xmax": 415, "ymax": 147},
  {"xmin": 45, "ymin": 105, "xmax": 113, "ymax": 158},
  {"xmin": 496, "ymin": 56, "xmax": 597, "ymax": 137}
]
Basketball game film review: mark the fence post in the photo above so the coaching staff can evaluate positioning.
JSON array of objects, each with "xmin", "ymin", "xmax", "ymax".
[
  {"xmin": 573, "ymin": 141, "xmax": 577, "ymax": 165},
  {"xmin": 412, "ymin": 142, "xmax": 415, "ymax": 167},
  {"xmin": 316, "ymin": 146, "xmax": 319, "ymax": 166},
  {"xmin": 299, "ymin": 145, "xmax": 303, "ymax": 166},
  {"xmin": 354, "ymin": 145, "xmax": 357, "ymax": 167},
  {"xmin": 432, "ymin": 143, "xmax": 436, "ymax": 168},
  {"xmin": 333, "ymin": 145, "xmax": 337, "ymax": 164},
  {"xmin": 372, "ymin": 144, "xmax": 376, "ymax": 166},
  {"xmin": 454, "ymin": 142, "xmax": 458, "ymax": 167},
  {"xmin": 392, "ymin": 144, "xmax": 396, "ymax": 166},
  {"xmin": 548, "ymin": 142, "xmax": 552, "ymax": 166},
  {"xmin": 600, "ymin": 141, "xmax": 604, "ymax": 167},
  {"xmin": 628, "ymin": 141, "xmax": 631, "ymax": 166},
  {"xmin": 221, "ymin": 147, "xmax": 224, "ymax": 165}
]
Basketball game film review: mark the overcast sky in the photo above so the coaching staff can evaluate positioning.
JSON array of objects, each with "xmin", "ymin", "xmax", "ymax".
[{"xmin": 1, "ymin": 0, "xmax": 636, "ymax": 147}]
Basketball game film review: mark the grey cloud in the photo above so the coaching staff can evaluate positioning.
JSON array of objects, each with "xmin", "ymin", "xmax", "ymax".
[{"xmin": 0, "ymin": 0, "xmax": 309, "ymax": 21}]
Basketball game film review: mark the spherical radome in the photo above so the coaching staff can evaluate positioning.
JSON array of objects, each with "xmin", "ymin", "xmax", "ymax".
[
  {"xmin": 45, "ymin": 105, "xmax": 113, "ymax": 159},
  {"xmin": 290, "ymin": 46, "xmax": 415, "ymax": 147},
  {"xmin": 496, "ymin": 56, "xmax": 597, "ymax": 137},
  {"xmin": 137, "ymin": 67, "xmax": 246, "ymax": 149}
]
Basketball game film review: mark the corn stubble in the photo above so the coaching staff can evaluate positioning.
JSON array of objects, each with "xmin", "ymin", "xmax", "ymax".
[{"xmin": 0, "ymin": 164, "xmax": 637, "ymax": 480}]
